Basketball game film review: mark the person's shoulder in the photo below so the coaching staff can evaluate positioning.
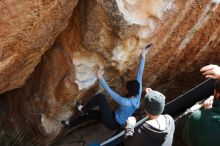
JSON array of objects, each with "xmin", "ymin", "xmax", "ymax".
[
  {"xmin": 163, "ymin": 114, "xmax": 174, "ymax": 121},
  {"xmin": 163, "ymin": 114, "xmax": 175, "ymax": 125}
]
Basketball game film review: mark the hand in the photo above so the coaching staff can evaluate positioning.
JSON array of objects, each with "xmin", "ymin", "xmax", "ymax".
[
  {"xmin": 96, "ymin": 69, "xmax": 104, "ymax": 79},
  {"xmin": 200, "ymin": 64, "xmax": 220, "ymax": 79},
  {"xmin": 125, "ymin": 116, "xmax": 136, "ymax": 137},
  {"xmin": 145, "ymin": 88, "xmax": 152, "ymax": 94},
  {"xmin": 142, "ymin": 43, "xmax": 153, "ymax": 58},
  {"xmin": 203, "ymin": 95, "xmax": 214, "ymax": 109},
  {"xmin": 126, "ymin": 116, "xmax": 136, "ymax": 127}
]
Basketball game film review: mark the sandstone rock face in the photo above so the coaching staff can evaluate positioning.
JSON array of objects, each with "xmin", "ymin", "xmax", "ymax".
[
  {"xmin": 0, "ymin": 0, "xmax": 78, "ymax": 94},
  {"xmin": 0, "ymin": 0, "xmax": 220, "ymax": 145}
]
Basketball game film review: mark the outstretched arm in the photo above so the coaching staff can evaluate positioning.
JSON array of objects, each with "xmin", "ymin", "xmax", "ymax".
[
  {"xmin": 200, "ymin": 64, "xmax": 220, "ymax": 80},
  {"xmin": 136, "ymin": 44, "xmax": 152, "ymax": 98},
  {"xmin": 96, "ymin": 70, "xmax": 130, "ymax": 105},
  {"xmin": 136, "ymin": 56, "xmax": 145, "ymax": 84}
]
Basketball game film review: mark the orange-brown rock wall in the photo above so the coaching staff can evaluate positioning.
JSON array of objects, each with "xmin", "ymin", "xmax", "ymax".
[
  {"xmin": 0, "ymin": 0, "xmax": 78, "ymax": 94},
  {"xmin": 0, "ymin": 0, "xmax": 220, "ymax": 145}
]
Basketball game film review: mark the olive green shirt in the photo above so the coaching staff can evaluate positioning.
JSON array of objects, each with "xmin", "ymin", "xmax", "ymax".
[{"xmin": 183, "ymin": 101, "xmax": 220, "ymax": 146}]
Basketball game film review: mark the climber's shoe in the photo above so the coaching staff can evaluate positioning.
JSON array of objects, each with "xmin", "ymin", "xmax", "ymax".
[
  {"xmin": 73, "ymin": 101, "xmax": 88, "ymax": 116},
  {"xmin": 61, "ymin": 120, "xmax": 70, "ymax": 126},
  {"xmin": 73, "ymin": 101, "xmax": 84, "ymax": 112}
]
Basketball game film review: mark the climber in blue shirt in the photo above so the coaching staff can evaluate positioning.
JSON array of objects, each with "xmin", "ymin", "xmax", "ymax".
[{"xmin": 62, "ymin": 44, "xmax": 152, "ymax": 130}]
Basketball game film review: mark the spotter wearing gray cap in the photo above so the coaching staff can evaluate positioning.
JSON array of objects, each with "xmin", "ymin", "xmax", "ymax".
[{"xmin": 143, "ymin": 90, "xmax": 165, "ymax": 115}]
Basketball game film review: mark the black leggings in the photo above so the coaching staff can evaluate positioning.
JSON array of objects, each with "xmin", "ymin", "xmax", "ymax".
[{"xmin": 69, "ymin": 93, "xmax": 121, "ymax": 130}]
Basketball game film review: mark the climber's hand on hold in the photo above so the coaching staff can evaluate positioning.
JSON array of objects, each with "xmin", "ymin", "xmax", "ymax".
[{"xmin": 142, "ymin": 43, "xmax": 153, "ymax": 59}]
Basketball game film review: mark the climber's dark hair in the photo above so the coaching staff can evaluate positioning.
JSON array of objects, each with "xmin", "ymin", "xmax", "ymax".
[{"xmin": 126, "ymin": 80, "xmax": 140, "ymax": 97}]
